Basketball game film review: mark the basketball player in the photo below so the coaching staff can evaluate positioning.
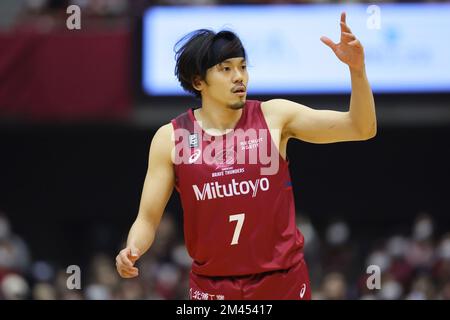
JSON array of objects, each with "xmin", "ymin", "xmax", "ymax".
[{"xmin": 116, "ymin": 12, "xmax": 376, "ymax": 300}]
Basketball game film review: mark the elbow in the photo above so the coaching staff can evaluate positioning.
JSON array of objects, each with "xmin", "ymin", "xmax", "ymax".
[{"xmin": 359, "ymin": 122, "xmax": 377, "ymax": 140}]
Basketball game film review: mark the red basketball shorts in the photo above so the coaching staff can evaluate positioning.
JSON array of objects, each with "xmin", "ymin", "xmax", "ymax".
[{"xmin": 189, "ymin": 258, "xmax": 311, "ymax": 300}]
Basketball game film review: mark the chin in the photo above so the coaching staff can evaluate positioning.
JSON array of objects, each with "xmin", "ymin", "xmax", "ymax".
[{"xmin": 228, "ymin": 100, "xmax": 246, "ymax": 110}]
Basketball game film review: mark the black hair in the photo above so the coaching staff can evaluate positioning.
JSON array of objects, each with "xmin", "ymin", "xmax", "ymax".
[{"xmin": 174, "ymin": 29, "xmax": 247, "ymax": 98}]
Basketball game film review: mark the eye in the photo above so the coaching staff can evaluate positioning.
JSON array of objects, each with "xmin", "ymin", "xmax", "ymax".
[
  {"xmin": 241, "ymin": 65, "xmax": 247, "ymax": 70},
  {"xmin": 223, "ymin": 67, "xmax": 231, "ymax": 71}
]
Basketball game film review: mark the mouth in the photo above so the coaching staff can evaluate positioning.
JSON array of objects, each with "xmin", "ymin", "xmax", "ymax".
[{"xmin": 232, "ymin": 85, "xmax": 246, "ymax": 97}]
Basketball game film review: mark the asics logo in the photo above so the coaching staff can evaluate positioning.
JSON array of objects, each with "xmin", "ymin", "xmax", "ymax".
[
  {"xmin": 299, "ymin": 283, "xmax": 307, "ymax": 299},
  {"xmin": 188, "ymin": 149, "xmax": 202, "ymax": 164}
]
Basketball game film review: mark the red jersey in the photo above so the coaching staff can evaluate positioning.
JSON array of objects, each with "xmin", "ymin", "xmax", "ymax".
[{"xmin": 171, "ymin": 100, "xmax": 304, "ymax": 277}]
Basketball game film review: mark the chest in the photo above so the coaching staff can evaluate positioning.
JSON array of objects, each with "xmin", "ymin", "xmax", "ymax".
[{"xmin": 176, "ymin": 124, "xmax": 288, "ymax": 186}]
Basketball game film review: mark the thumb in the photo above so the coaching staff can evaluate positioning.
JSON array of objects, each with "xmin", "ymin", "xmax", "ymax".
[
  {"xmin": 320, "ymin": 36, "xmax": 337, "ymax": 51},
  {"xmin": 129, "ymin": 246, "xmax": 140, "ymax": 260}
]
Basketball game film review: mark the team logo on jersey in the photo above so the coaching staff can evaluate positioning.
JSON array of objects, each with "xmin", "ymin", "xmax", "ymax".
[
  {"xmin": 213, "ymin": 148, "xmax": 236, "ymax": 169},
  {"xmin": 189, "ymin": 133, "xmax": 199, "ymax": 148},
  {"xmin": 188, "ymin": 149, "xmax": 202, "ymax": 164}
]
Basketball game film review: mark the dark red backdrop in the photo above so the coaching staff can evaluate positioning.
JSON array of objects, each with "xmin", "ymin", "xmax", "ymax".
[{"xmin": 0, "ymin": 30, "xmax": 131, "ymax": 120}]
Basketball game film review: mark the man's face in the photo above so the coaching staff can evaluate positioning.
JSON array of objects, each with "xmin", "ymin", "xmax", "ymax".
[{"xmin": 198, "ymin": 57, "xmax": 248, "ymax": 110}]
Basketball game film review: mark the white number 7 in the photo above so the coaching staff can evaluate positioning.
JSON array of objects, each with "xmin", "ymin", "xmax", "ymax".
[{"xmin": 229, "ymin": 213, "xmax": 245, "ymax": 245}]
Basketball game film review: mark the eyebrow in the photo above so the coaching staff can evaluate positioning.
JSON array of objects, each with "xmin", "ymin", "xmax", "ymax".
[{"xmin": 221, "ymin": 58, "xmax": 246, "ymax": 64}]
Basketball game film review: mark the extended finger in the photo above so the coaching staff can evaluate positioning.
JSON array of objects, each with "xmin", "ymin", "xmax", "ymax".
[
  {"xmin": 320, "ymin": 36, "xmax": 337, "ymax": 51},
  {"xmin": 342, "ymin": 32, "xmax": 356, "ymax": 41},
  {"xmin": 340, "ymin": 21, "xmax": 352, "ymax": 34},
  {"xmin": 340, "ymin": 12, "xmax": 352, "ymax": 34}
]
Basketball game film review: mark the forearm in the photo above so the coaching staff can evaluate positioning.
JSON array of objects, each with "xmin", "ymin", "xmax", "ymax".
[
  {"xmin": 348, "ymin": 66, "xmax": 377, "ymax": 137},
  {"xmin": 126, "ymin": 215, "xmax": 157, "ymax": 256}
]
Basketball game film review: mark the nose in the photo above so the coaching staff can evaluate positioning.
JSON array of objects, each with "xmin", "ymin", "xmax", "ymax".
[{"xmin": 232, "ymin": 68, "xmax": 244, "ymax": 83}]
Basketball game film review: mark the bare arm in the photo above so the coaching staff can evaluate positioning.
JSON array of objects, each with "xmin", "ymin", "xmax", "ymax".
[
  {"xmin": 322, "ymin": 12, "xmax": 376, "ymax": 138},
  {"xmin": 347, "ymin": 67, "xmax": 376, "ymax": 138},
  {"xmin": 116, "ymin": 123, "xmax": 175, "ymax": 278},
  {"xmin": 263, "ymin": 12, "xmax": 376, "ymax": 144}
]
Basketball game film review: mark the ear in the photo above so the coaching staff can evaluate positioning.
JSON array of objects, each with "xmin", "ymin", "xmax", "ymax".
[{"xmin": 192, "ymin": 76, "xmax": 204, "ymax": 91}]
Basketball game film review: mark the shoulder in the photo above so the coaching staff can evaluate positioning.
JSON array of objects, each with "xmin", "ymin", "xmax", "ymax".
[
  {"xmin": 171, "ymin": 108, "xmax": 193, "ymax": 129},
  {"xmin": 260, "ymin": 99, "xmax": 313, "ymax": 136},
  {"xmin": 153, "ymin": 123, "xmax": 174, "ymax": 142},
  {"xmin": 261, "ymin": 99, "xmax": 308, "ymax": 114},
  {"xmin": 260, "ymin": 99, "xmax": 303, "ymax": 125},
  {"xmin": 261, "ymin": 99, "xmax": 285, "ymax": 109},
  {"xmin": 150, "ymin": 123, "xmax": 174, "ymax": 158},
  {"xmin": 261, "ymin": 98, "xmax": 313, "ymax": 122}
]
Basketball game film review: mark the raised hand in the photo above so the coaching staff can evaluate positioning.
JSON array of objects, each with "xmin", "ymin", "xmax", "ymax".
[{"xmin": 320, "ymin": 12, "xmax": 365, "ymax": 72}]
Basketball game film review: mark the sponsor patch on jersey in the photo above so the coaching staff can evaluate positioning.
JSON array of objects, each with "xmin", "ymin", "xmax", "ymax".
[
  {"xmin": 189, "ymin": 133, "xmax": 199, "ymax": 148},
  {"xmin": 190, "ymin": 288, "xmax": 225, "ymax": 300},
  {"xmin": 192, "ymin": 177, "xmax": 270, "ymax": 201}
]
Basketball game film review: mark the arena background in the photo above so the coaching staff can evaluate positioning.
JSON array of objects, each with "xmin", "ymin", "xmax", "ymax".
[{"xmin": 1, "ymin": 0, "xmax": 450, "ymax": 300}]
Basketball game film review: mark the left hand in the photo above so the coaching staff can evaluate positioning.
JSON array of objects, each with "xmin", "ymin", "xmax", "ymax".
[{"xmin": 321, "ymin": 12, "xmax": 365, "ymax": 72}]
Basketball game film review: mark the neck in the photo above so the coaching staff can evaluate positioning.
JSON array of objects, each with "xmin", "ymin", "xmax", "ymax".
[{"xmin": 195, "ymin": 97, "xmax": 244, "ymax": 134}]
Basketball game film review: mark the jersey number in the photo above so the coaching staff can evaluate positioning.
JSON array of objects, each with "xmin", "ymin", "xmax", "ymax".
[{"xmin": 229, "ymin": 213, "xmax": 245, "ymax": 245}]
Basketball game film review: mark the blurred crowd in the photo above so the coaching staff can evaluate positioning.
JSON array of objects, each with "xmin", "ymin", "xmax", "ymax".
[
  {"xmin": 1, "ymin": 0, "xmax": 447, "ymax": 31},
  {"xmin": 0, "ymin": 0, "xmax": 131, "ymax": 31},
  {"xmin": 301, "ymin": 213, "xmax": 450, "ymax": 299},
  {"xmin": 1, "ymin": 209, "xmax": 450, "ymax": 300}
]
